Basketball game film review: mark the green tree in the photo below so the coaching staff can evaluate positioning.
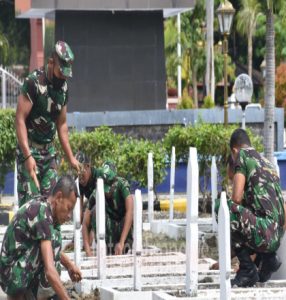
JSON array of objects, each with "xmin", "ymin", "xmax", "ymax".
[
  {"xmin": 236, "ymin": 0, "xmax": 262, "ymax": 79},
  {"xmin": 0, "ymin": 32, "xmax": 9, "ymax": 64},
  {"xmin": 0, "ymin": 1, "xmax": 30, "ymax": 66}
]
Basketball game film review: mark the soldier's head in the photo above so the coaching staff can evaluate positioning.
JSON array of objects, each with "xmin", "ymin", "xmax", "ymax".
[
  {"xmin": 48, "ymin": 41, "xmax": 74, "ymax": 89},
  {"xmin": 51, "ymin": 175, "xmax": 78, "ymax": 224},
  {"xmin": 76, "ymin": 151, "xmax": 92, "ymax": 187},
  {"xmin": 229, "ymin": 129, "xmax": 251, "ymax": 161}
]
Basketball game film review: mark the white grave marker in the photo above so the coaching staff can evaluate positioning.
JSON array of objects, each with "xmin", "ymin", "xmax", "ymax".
[
  {"xmin": 185, "ymin": 147, "xmax": 199, "ymax": 297},
  {"xmin": 96, "ymin": 178, "xmax": 106, "ymax": 279},
  {"xmin": 211, "ymin": 156, "xmax": 218, "ymax": 232},
  {"xmin": 148, "ymin": 152, "xmax": 154, "ymax": 223},
  {"xmin": 218, "ymin": 191, "xmax": 231, "ymax": 300},
  {"xmin": 169, "ymin": 146, "xmax": 176, "ymax": 222},
  {"xmin": 133, "ymin": 189, "xmax": 143, "ymax": 291}
]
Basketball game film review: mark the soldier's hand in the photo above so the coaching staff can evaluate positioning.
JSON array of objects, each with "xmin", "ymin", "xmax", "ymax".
[
  {"xmin": 68, "ymin": 264, "xmax": 82, "ymax": 282},
  {"xmin": 70, "ymin": 156, "xmax": 80, "ymax": 173},
  {"xmin": 25, "ymin": 155, "xmax": 40, "ymax": 190},
  {"xmin": 114, "ymin": 242, "xmax": 124, "ymax": 255}
]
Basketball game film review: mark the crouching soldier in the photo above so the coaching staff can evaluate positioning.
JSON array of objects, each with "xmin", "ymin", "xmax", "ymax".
[
  {"xmin": 228, "ymin": 129, "xmax": 285, "ymax": 287},
  {"xmin": 0, "ymin": 175, "xmax": 82, "ymax": 300},
  {"xmin": 82, "ymin": 161, "xmax": 133, "ymax": 256}
]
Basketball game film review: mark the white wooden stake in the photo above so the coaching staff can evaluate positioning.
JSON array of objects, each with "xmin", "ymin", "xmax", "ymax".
[
  {"xmin": 74, "ymin": 178, "xmax": 81, "ymax": 269},
  {"xmin": 169, "ymin": 147, "xmax": 175, "ymax": 222},
  {"xmin": 148, "ymin": 152, "xmax": 154, "ymax": 223},
  {"xmin": 185, "ymin": 147, "xmax": 199, "ymax": 297},
  {"xmin": 218, "ymin": 191, "xmax": 231, "ymax": 300},
  {"xmin": 14, "ymin": 161, "xmax": 18, "ymax": 211},
  {"xmin": 96, "ymin": 178, "xmax": 106, "ymax": 279},
  {"xmin": 274, "ymin": 157, "xmax": 280, "ymax": 178},
  {"xmin": 133, "ymin": 189, "xmax": 142, "ymax": 291},
  {"xmin": 211, "ymin": 156, "xmax": 218, "ymax": 232}
]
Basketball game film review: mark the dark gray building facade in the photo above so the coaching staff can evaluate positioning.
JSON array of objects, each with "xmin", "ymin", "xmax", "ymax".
[{"xmin": 16, "ymin": 0, "xmax": 195, "ymax": 112}]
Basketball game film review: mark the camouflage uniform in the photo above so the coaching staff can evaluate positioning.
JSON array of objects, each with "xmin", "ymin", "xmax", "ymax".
[
  {"xmin": 17, "ymin": 41, "xmax": 74, "ymax": 207},
  {"xmin": 220, "ymin": 148, "xmax": 285, "ymax": 253},
  {"xmin": 88, "ymin": 163, "xmax": 133, "ymax": 254},
  {"xmin": 0, "ymin": 197, "xmax": 61, "ymax": 297}
]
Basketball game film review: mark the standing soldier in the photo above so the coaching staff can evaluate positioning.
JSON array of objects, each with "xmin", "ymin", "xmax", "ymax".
[
  {"xmin": 15, "ymin": 41, "xmax": 80, "ymax": 207},
  {"xmin": 82, "ymin": 161, "xmax": 134, "ymax": 256},
  {"xmin": 0, "ymin": 175, "xmax": 81, "ymax": 299}
]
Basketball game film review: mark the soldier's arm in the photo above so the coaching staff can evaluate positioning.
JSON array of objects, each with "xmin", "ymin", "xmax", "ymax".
[
  {"xmin": 115, "ymin": 194, "xmax": 133, "ymax": 255},
  {"xmin": 231, "ymin": 173, "xmax": 245, "ymax": 204},
  {"xmin": 82, "ymin": 209, "xmax": 93, "ymax": 256},
  {"xmin": 40, "ymin": 240, "xmax": 70, "ymax": 300},
  {"xmin": 15, "ymin": 94, "xmax": 40, "ymax": 189},
  {"xmin": 56, "ymin": 105, "xmax": 79, "ymax": 171},
  {"xmin": 60, "ymin": 252, "xmax": 82, "ymax": 282}
]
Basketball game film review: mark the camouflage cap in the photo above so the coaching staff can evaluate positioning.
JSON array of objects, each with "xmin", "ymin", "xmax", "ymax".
[
  {"xmin": 55, "ymin": 41, "xmax": 74, "ymax": 78},
  {"xmin": 97, "ymin": 160, "xmax": 117, "ymax": 184}
]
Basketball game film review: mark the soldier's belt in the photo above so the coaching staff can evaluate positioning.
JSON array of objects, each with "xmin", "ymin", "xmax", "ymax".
[{"xmin": 28, "ymin": 139, "xmax": 53, "ymax": 150}]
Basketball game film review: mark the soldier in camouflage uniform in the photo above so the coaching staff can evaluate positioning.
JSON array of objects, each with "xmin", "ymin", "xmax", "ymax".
[
  {"xmin": 226, "ymin": 129, "xmax": 285, "ymax": 287},
  {"xmin": 82, "ymin": 161, "xmax": 133, "ymax": 256},
  {"xmin": 0, "ymin": 175, "xmax": 81, "ymax": 299},
  {"xmin": 16, "ymin": 41, "xmax": 80, "ymax": 207}
]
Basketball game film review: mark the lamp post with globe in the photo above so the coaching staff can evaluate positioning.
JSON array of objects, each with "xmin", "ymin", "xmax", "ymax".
[{"xmin": 234, "ymin": 74, "xmax": 253, "ymax": 130}]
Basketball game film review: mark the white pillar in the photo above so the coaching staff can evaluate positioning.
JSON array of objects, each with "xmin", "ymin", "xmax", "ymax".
[
  {"xmin": 177, "ymin": 13, "xmax": 182, "ymax": 99},
  {"xmin": 185, "ymin": 147, "xmax": 199, "ymax": 297},
  {"xmin": 148, "ymin": 152, "xmax": 154, "ymax": 223},
  {"xmin": 211, "ymin": 156, "xmax": 218, "ymax": 232},
  {"xmin": 2, "ymin": 70, "xmax": 6, "ymax": 109},
  {"xmin": 96, "ymin": 178, "xmax": 106, "ymax": 279},
  {"xmin": 133, "ymin": 189, "xmax": 142, "ymax": 291},
  {"xmin": 74, "ymin": 178, "xmax": 81, "ymax": 268},
  {"xmin": 169, "ymin": 146, "xmax": 176, "ymax": 222},
  {"xmin": 14, "ymin": 161, "xmax": 18, "ymax": 210},
  {"xmin": 218, "ymin": 191, "xmax": 231, "ymax": 300}
]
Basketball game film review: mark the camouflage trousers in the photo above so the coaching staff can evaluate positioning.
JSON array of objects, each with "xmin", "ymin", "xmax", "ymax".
[
  {"xmin": 215, "ymin": 198, "xmax": 284, "ymax": 253},
  {"xmin": 0, "ymin": 227, "xmax": 61, "ymax": 297},
  {"xmin": 90, "ymin": 207, "xmax": 133, "ymax": 255},
  {"xmin": 16, "ymin": 144, "xmax": 58, "ymax": 207}
]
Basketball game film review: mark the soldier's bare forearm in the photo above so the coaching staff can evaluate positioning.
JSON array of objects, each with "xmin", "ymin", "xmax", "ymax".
[{"xmin": 119, "ymin": 210, "xmax": 133, "ymax": 245}]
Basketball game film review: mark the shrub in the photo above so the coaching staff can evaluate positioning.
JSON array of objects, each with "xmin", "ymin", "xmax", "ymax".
[
  {"xmin": 0, "ymin": 109, "xmax": 16, "ymax": 188},
  {"xmin": 202, "ymin": 95, "xmax": 215, "ymax": 108}
]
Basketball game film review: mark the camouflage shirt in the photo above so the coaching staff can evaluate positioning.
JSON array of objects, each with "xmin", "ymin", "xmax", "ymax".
[
  {"xmin": 0, "ymin": 198, "xmax": 61, "ymax": 287},
  {"xmin": 20, "ymin": 67, "xmax": 68, "ymax": 144},
  {"xmin": 79, "ymin": 167, "xmax": 98, "ymax": 199},
  {"xmin": 88, "ymin": 177, "xmax": 131, "ymax": 222},
  {"xmin": 235, "ymin": 147, "xmax": 285, "ymax": 226}
]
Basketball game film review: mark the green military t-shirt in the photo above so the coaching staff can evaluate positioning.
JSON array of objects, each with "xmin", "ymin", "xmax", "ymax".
[
  {"xmin": 0, "ymin": 198, "xmax": 61, "ymax": 293},
  {"xmin": 88, "ymin": 177, "xmax": 131, "ymax": 222},
  {"xmin": 21, "ymin": 67, "xmax": 68, "ymax": 144},
  {"xmin": 235, "ymin": 147, "xmax": 284, "ymax": 226}
]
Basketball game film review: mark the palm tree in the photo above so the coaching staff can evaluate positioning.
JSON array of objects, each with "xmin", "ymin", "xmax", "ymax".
[
  {"xmin": 262, "ymin": 0, "xmax": 284, "ymax": 163},
  {"xmin": 205, "ymin": 0, "xmax": 215, "ymax": 102},
  {"xmin": 236, "ymin": 0, "xmax": 262, "ymax": 79}
]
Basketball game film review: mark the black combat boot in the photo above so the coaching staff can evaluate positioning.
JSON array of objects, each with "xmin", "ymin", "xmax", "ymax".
[
  {"xmin": 258, "ymin": 252, "xmax": 282, "ymax": 283},
  {"xmin": 231, "ymin": 248, "xmax": 259, "ymax": 287}
]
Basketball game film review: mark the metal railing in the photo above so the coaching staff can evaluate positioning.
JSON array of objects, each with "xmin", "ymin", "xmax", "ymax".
[{"xmin": 0, "ymin": 66, "xmax": 23, "ymax": 109}]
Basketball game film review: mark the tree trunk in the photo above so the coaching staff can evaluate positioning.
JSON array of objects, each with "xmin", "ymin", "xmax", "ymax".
[
  {"xmin": 192, "ymin": 68, "xmax": 198, "ymax": 107},
  {"xmin": 205, "ymin": 0, "xmax": 215, "ymax": 102},
  {"xmin": 264, "ymin": 8, "xmax": 275, "ymax": 163},
  {"xmin": 248, "ymin": 29, "xmax": 253, "ymax": 79}
]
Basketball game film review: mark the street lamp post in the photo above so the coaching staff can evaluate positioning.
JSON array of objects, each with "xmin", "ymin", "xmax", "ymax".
[
  {"xmin": 234, "ymin": 74, "xmax": 253, "ymax": 130},
  {"xmin": 216, "ymin": 1, "xmax": 235, "ymax": 126}
]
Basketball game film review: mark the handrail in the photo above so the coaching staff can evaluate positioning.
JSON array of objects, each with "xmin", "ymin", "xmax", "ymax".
[{"xmin": 0, "ymin": 65, "xmax": 23, "ymax": 85}]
